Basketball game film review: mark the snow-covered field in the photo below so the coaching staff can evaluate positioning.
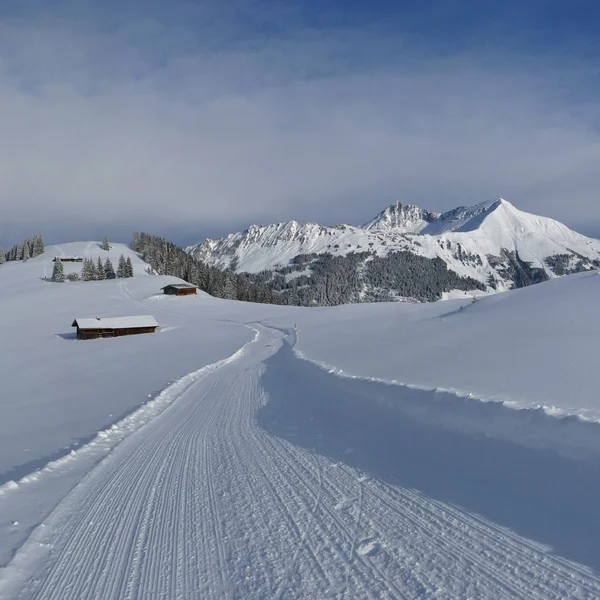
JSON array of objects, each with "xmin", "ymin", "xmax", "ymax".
[
  {"xmin": 278, "ymin": 270, "xmax": 600, "ymax": 419},
  {"xmin": 1, "ymin": 243, "xmax": 600, "ymax": 599}
]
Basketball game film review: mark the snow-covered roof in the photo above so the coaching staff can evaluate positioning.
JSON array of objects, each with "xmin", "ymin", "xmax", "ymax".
[
  {"xmin": 72, "ymin": 316, "xmax": 159, "ymax": 330},
  {"xmin": 161, "ymin": 283, "xmax": 197, "ymax": 289}
]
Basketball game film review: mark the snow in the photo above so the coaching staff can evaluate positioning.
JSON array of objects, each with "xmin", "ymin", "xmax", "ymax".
[
  {"xmin": 72, "ymin": 315, "xmax": 159, "ymax": 330},
  {"xmin": 357, "ymin": 540, "xmax": 380, "ymax": 557},
  {"xmin": 2, "ymin": 244, "xmax": 600, "ymax": 598},
  {"xmin": 187, "ymin": 199, "xmax": 600, "ymax": 293},
  {"xmin": 278, "ymin": 271, "xmax": 600, "ymax": 422},
  {"xmin": 161, "ymin": 283, "xmax": 197, "ymax": 289},
  {"xmin": 0, "ymin": 245, "xmax": 257, "ymax": 533},
  {"xmin": 363, "ymin": 201, "xmax": 438, "ymax": 233}
]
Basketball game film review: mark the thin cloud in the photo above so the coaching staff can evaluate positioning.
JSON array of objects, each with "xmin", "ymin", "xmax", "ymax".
[{"xmin": 1, "ymin": 6, "xmax": 599, "ymax": 245}]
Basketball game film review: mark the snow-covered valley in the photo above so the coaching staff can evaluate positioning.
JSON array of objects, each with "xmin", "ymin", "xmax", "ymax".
[{"xmin": 1, "ymin": 243, "xmax": 600, "ymax": 599}]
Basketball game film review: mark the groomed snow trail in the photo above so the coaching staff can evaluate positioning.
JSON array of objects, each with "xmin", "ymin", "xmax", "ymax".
[{"xmin": 2, "ymin": 325, "xmax": 600, "ymax": 599}]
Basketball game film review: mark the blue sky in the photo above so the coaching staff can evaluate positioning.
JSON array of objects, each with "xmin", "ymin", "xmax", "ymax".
[{"xmin": 1, "ymin": 0, "xmax": 600, "ymax": 246}]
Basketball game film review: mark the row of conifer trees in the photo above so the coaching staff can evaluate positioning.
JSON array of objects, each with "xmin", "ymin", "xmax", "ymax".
[
  {"xmin": 131, "ymin": 232, "xmax": 275, "ymax": 302},
  {"xmin": 51, "ymin": 255, "xmax": 134, "ymax": 282},
  {"xmin": 0, "ymin": 235, "xmax": 45, "ymax": 264}
]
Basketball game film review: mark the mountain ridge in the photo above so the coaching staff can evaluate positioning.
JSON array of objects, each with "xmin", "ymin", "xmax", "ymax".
[{"xmin": 187, "ymin": 198, "xmax": 600, "ymax": 302}]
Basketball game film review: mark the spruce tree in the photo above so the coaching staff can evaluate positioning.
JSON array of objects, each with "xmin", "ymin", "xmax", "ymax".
[
  {"xmin": 0, "ymin": 248, "xmax": 5, "ymax": 264},
  {"xmin": 117, "ymin": 254, "xmax": 127, "ymax": 278},
  {"xmin": 96, "ymin": 257, "xmax": 105, "ymax": 280},
  {"xmin": 101, "ymin": 236, "xmax": 110, "ymax": 251},
  {"xmin": 90, "ymin": 259, "xmax": 98, "ymax": 280},
  {"xmin": 222, "ymin": 273, "xmax": 237, "ymax": 299},
  {"xmin": 82, "ymin": 258, "xmax": 97, "ymax": 281},
  {"xmin": 51, "ymin": 259, "xmax": 65, "ymax": 282},
  {"xmin": 33, "ymin": 235, "xmax": 44, "ymax": 257},
  {"xmin": 125, "ymin": 256, "xmax": 134, "ymax": 278},
  {"xmin": 81, "ymin": 258, "xmax": 89, "ymax": 280},
  {"xmin": 104, "ymin": 257, "xmax": 116, "ymax": 279}
]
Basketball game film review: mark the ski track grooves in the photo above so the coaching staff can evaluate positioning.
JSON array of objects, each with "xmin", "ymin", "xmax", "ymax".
[{"xmin": 2, "ymin": 325, "xmax": 600, "ymax": 599}]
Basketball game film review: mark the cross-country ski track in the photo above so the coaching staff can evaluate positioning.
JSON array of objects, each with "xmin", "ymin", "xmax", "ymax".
[{"xmin": 2, "ymin": 323, "xmax": 600, "ymax": 600}]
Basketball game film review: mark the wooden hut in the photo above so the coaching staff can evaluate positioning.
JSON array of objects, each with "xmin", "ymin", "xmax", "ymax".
[
  {"xmin": 161, "ymin": 283, "xmax": 197, "ymax": 296},
  {"xmin": 72, "ymin": 316, "xmax": 159, "ymax": 340}
]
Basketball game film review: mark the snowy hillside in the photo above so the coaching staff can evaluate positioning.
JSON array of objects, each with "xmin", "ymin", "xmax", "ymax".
[
  {"xmin": 7, "ymin": 240, "xmax": 154, "ymax": 281},
  {"xmin": 188, "ymin": 199, "xmax": 600, "ymax": 299},
  {"xmin": 275, "ymin": 270, "xmax": 600, "ymax": 422},
  {"xmin": 2, "ymin": 251, "xmax": 600, "ymax": 598}
]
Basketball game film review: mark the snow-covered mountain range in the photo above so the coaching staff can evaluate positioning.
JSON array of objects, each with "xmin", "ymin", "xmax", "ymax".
[{"xmin": 188, "ymin": 199, "xmax": 600, "ymax": 298}]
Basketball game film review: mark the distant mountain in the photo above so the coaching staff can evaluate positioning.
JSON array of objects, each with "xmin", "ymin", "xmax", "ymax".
[
  {"xmin": 363, "ymin": 201, "xmax": 439, "ymax": 233},
  {"xmin": 187, "ymin": 199, "xmax": 600, "ymax": 305}
]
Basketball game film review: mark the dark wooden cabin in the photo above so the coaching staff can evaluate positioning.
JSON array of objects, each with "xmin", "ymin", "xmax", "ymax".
[
  {"xmin": 161, "ymin": 283, "xmax": 198, "ymax": 296},
  {"xmin": 72, "ymin": 316, "xmax": 159, "ymax": 340},
  {"xmin": 53, "ymin": 256, "xmax": 83, "ymax": 262}
]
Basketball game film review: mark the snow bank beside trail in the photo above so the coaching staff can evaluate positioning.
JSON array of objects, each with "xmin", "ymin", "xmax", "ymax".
[
  {"xmin": 1, "ymin": 326, "xmax": 258, "ymax": 495},
  {"xmin": 0, "ymin": 328, "xmax": 258, "ymax": 566},
  {"xmin": 274, "ymin": 271, "xmax": 600, "ymax": 422},
  {"xmin": 260, "ymin": 341, "xmax": 600, "ymax": 573},
  {"xmin": 292, "ymin": 345, "xmax": 600, "ymax": 461}
]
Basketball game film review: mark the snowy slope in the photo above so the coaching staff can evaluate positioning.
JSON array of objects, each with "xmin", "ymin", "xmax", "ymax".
[
  {"xmin": 363, "ymin": 198, "xmax": 532, "ymax": 235},
  {"xmin": 271, "ymin": 270, "xmax": 600, "ymax": 422},
  {"xmin": 188, "ymin": 199, "xmax": 600, "ymax": 294},
  {"xmin": 0, "ymin": 243, "xmax": 287, "ymax": 484},
  {"xmin": 2, "ymin": 249, "xmax": 600, "ymax": 598},
  {"xmin": 47, "ymin": 241, "xmax": 150, "ymax": 276}
]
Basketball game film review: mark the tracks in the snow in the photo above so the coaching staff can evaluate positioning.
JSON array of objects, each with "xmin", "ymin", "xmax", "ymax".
[{"xmin": 2, "ymin": 324, "xmax": 600, "ymax": 599}]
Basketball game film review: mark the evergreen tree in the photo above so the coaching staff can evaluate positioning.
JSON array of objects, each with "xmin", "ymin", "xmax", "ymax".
[
  {"xmin": 104, "ymin": 257, "xmax": 116, "ymax": 279},
  {"xmin": 13, "ymin": 242, "xmax": 24, "ymax": 261},
  {"xmin": 125, "ymin": 256, "xmax": 134, "ymax": 278},
  {"xmin": 117, "ymin": 254, "xmax": 127, "ymax": 278},
  {"xmin": 101, "ymin": 236, "xmax": 110, "ymax": 251},
  {"xmin": 222, "ymin": 273, "xmax": 237, "ymax": 300},
  {"xmin": 6, "ymin": 235, "xmax": 44, "ymax": 261},
  {"xmin": 33, "ymin": 235, "xmax": 44, "ymax": 256},
  {"xmin": 82, "ymin": 258, "xmax": 97, "ymax": 281},
  {"xmin": 90, "ymin": 259, "xmax": 99, "ymax": 280},
  {"xmin": 51, "ymin": 259, "xmax": 65, "ymax": 282},
  {"xmin": 96, "ymin": 257, "xmax": 105, "ymax": 280},
  {"xmin": 0, "ymin": 248, "xmax": 5, "ymax": 264}
]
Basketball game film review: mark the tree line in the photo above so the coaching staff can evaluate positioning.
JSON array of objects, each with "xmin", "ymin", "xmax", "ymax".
[
  {"xmin": 132, "ymin": 233, "xmax": 489, "ymax": 306},
  {"xmin": 52, "ymin": 255, "xmax": 134, "ymax": 282},
  {"xmin": 131, "ymin": 232, "xmax": 275, "ymax": 303},
  {"xmin": 246, "ymin": 250, "xmax": 486, "ymax": 306},
  {"xmin": 2, "ymin": 235, "xmax": 44, "ymax": 263}
]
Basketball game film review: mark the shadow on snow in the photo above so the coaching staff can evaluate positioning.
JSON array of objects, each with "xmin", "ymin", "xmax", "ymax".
[{"xmin": 257, "ymin": 339, "xmax": 600, "ymax": 574}]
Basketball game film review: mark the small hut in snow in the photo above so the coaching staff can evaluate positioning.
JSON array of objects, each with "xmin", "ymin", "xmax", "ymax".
[
  {"xmin": 53, "ymin": 256, "xmax": 83, "ymax": 262},
  {"xmin": 71, "ymin": 316, "xmax": 159, "ymax": 340},
  {"xmin": 161, "ymin": 283, "xmax": 197, "ymax": 296}
]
